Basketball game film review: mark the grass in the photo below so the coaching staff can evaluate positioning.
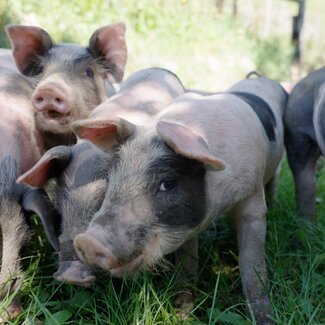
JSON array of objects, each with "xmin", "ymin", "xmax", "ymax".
[
  {"xmin": 1, "ymin": 162, "xmax": 323, "ymax": 324},
  {"xmin": 0, "ymin": 0, "xmax": 325, "ymax": 324}
]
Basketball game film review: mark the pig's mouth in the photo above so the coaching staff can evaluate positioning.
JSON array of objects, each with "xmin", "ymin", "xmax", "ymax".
[
  {"xmin": 109, "ymin": 253, "xmax": 145, "ymax": 277},
  {"xmin": 45, "ymin": 110, "xmax": 71, "ymax": 120}
]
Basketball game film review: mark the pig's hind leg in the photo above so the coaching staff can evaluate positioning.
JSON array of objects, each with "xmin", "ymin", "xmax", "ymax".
[
  {"xmin": 285, "ymin": 130, "xmax": 320, "ymax": 219},
  {"xmin": 0, "ymin": 204, "xmax": 29, "ymax": 322},
  {"xmin": 232, "ymin": 188, "xmax": 272, "ymax": 325}
]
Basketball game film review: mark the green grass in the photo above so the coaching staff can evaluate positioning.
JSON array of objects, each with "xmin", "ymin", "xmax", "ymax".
[
  {"xmin": 1, "ymin": 161, "xmax": 324, "ymax": 324},
  {"xmin": 0, "ymin": 0, "xmax": 325, "ymax": 324}
]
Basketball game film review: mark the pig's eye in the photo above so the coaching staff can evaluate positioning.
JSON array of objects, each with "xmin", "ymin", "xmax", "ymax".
[
  {"xmin": 86, "ymin": 67, "xmax": 94, "ymax": 78},
  {"xmin": 158, "ymin": 179, "xmax": 177, "ymax": 192}
]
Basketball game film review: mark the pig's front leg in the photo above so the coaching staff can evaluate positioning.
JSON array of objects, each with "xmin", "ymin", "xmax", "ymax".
[
  {"xmin": 0, "ymin": 209, "xmax": 29, "ymax": 322},
  {"xmin": 174, "ymin": 236, "xmax": 198, "ymax": 315},
  {"xmin": 232, "ymin": 189, "xmax": 272, "ymax": 325}
]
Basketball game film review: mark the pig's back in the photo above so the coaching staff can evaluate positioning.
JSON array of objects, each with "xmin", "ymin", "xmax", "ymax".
[
  {"xmin": 158, "ymin": 94, "xmax": 269, "ymax": 209},
  {"xmin": 285, "ymin": 67, "xmax": 325, "ymax": 140}
]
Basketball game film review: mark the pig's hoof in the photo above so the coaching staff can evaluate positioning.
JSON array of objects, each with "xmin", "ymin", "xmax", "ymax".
[
  {"xmin": 174, "ymin": 290, "xmax": 195, "ymax": 318},
  {"xmin": 53, "ymin": 260, "xmax": 96, "ymax": 287},
  {"xmin": 0, "ymin": 300, "xmax": 23, "ymax": 323}
]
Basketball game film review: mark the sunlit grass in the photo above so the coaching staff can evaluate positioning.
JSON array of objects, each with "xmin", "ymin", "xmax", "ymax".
[{"xmin": 2, "ymin": 161, "xmax": 323, "ymax": 324}]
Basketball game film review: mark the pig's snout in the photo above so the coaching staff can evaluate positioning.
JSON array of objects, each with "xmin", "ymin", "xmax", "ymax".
[
  {"xmin": 73, "ymin": 232, "xmax": 145, "ymax": 276},
  {"xmin": 32, "ymin": 85, "xmax": 70, "ymax": 118},
  {"xmin": 53, "ymin": 260, "xmax": 96, "ymax": 287},
  {"xmin": 74, "ymin": 233, "xmax": 119, "ymax": 272}
]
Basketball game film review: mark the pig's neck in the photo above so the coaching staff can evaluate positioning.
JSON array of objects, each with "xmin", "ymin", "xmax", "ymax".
[{"xmin": 37, "ymin": 130, "xmax": 77, "ymax": 152}]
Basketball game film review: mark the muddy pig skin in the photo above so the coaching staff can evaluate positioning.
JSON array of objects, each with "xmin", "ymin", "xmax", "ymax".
[
  {"xmin": 0, "ymin": 65, "xmax": 59, "ymax": 321},
  {"xmin": 73, "ymin": 76, "xmax": 287, "ymax": 324},
  {"xmin": 5, "ymin": 23, "xmax": 127, "ymax": 150},
  {"xmin": 17, "ymin": 67, "xmax": 185, "ymax": 286},
  {"xmin": 284, "ymin": 67, "xmax": 325, "ymax": 219}
]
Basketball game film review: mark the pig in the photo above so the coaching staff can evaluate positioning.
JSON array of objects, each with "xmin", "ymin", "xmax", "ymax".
[
  {"xmin": 284, "ymin": 67, "xmax": 325, "ymax": 219},
  {"xmin": 5, "ymin": 23, "xmax": 127, "ymax": 150},
  {"xmin": 17, "ymin": 141, "xmax": 112, "ymax": 287},
  {"xmin": 17, "ymin": 67, "xmax": 186, "ymax": 286},
  {"xmin": 0, "ymin": 65, "xmax": 59, "ymax": 321},
  {"xmin": 76, "ymin": 67, "xmax": 186, "ymax": 135},
  {"xmin": 72, "ymin": 76, "xmax": 287, "ymax": 324}
]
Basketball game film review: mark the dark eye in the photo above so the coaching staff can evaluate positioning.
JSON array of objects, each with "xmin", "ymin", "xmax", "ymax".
[
  {"xmin": 158, "ymin": 179, "xmax": 177, "ymax": 192},
  {"xmin": 86, "ymin": 67, "xmax": 94, "ymax": 78}
]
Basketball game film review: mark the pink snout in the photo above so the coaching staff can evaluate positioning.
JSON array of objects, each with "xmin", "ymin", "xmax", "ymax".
[
  {"xmin": 73, "ymin": 233, "xmax": 144, "ymax": 276},
  {"xmin": 73, "ymin": 233, "xmax": 118, "ymax": 271},
  {"xmin": 32, "ymin": 85, "xmax": 70, "ymax": 117}
]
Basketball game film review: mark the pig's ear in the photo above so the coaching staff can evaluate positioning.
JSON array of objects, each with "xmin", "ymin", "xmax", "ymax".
[
  {"xmin": 6, "ymin": 25, "xmax": 54, "ymax": 76},
  {"xmin": 72, "ymin": 117, "xmax": 136, "ymax": 151},
  {"xmin": 17, "ymin": 146, "xmax": 72, "ymax": 187},
  {"xmin": 157, "ymin": 121, "xmax": 225, "ymax": 170},
  {"xmin": 88, "ymin": 22, "xmax": 127, "ymax": 83},
  {"xmin": 21, "ymin": 187, "xmax": 60, "ymax": 251}
]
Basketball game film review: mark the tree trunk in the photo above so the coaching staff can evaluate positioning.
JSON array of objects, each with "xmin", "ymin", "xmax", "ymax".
[
  {"xmin": 215, "ymin": 0, "xmax": 224, "ymax": 13},
  {"xmin": 233, "ymin": 0, "xmax": 238, "ymax": 17},
  {"xmin": 292, "ymin": 0, "xmax": 306, "ymax": 63}
]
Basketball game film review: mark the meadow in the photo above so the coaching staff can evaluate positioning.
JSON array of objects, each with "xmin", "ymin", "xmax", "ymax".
[{"xmin": 0, "ymin": 0, "xmax": 324, "ymax": 324}]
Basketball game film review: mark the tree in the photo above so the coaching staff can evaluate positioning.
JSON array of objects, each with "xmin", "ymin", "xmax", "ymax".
[{"xmin": 292, "ymin": 0, "xmax": 306, "ymax": 63}]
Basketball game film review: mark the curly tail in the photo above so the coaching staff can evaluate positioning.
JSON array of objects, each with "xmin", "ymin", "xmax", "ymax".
[{"xmin": 245, "ymin": 71, "xmax": 262, "ymax": 79}]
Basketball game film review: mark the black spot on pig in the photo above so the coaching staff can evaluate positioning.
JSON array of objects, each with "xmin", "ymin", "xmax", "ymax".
[
  {"xmin": 148, "ymin": 138, "xmax": 206, "ymax": 228},
  {"xmin": 230, "ymin": 91, "xmax": 276, "ymax": 142}
]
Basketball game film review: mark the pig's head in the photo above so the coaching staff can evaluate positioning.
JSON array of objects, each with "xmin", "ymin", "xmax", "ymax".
[
  {"xmin": 6, "ymin": 23, "xmax": 127, "ymax": 142},
  {"xmin": 17, "ymin": 141, "xmax": 112, "ymax": 286},
  {"xmin": 72, "ymin": 117, "xmax": 225, "ymax": 277}
]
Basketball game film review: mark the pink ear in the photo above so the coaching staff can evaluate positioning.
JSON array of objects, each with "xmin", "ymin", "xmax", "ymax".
[
  {"xmin": 156, "ymin": 121, "xmax": 225, "ymax": 170},
  {"xmin": 73, "ymin": 117, "xmax": 136, "ymax": 150},
  {"xmin": 6, "ymin": 25, "xmax": 53, "ymax": 75},
  {"xmin": 73, "ymin": 119, "xmax": 119, "ymax": 150},
  {"xmin": 89, "ymin": 22, "xmax": 127, "ymax": 83},
  {"xmin": 17, "ymin": 146, "xmax": 72, "ymax": 187}
]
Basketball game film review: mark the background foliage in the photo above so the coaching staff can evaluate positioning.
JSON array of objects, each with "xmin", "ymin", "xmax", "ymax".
[{"xmin": 0, "ymin": 0, "xmax": 324, "ymax": 324}]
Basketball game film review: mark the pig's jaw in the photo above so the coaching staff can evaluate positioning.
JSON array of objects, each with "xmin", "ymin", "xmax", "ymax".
[{"xmin": 35, "ymin": 111, "xmax": 73, "ymax": 134}]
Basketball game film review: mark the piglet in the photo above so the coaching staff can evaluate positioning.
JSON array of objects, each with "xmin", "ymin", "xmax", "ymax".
[
  {"xmin": 284, "ymin": 67, "xmax": 325, "ymax": 219},
  {"xmin": 6, "ymin": 23, "xmax": 127, "ymax": 150},
  {"xmin": 73, "ymin": 76, "xmax": 287, "ymax": 324},
  {"xmin": 18, "ymin": 67, "xmax": 185, "ymax": 286},
  {"xmin": 0, "ymin": 65, "xmax": 59, "ymax": 321}
]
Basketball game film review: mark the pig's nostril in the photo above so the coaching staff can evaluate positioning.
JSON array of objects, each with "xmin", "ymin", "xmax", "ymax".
[
  {"xmin": 55, "ymin": 97, "xmax": 63, "ymax": 104},
  {"xmin": 35, "ymin": 96, "xmax": 44, "ymax": 103}
]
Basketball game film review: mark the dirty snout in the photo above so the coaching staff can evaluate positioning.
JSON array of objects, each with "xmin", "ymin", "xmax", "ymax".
[
  {"xmin": 32, "ymin": 82, "xmax": 71, "ymax": 119},
  {"xmin": 73, "ymin": 225, "xmax": 146, "ymax": 277},
  {"xmin": 53, "ymin": 260, "xmax": 96, "ymax": 287}
]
